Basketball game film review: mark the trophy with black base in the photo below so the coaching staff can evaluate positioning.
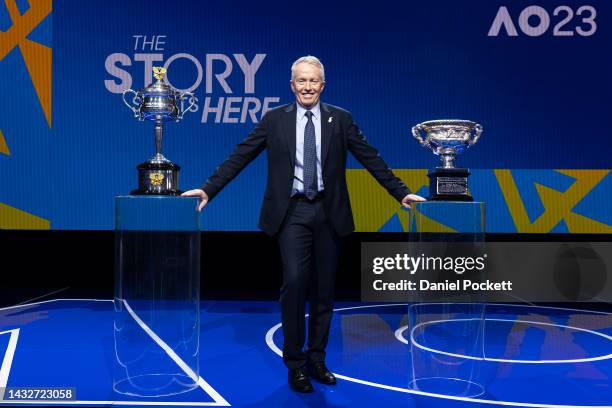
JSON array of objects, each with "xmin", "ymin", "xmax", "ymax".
[
  {"xmin": 412, "ymin": 120, "xmax": 483, "ymax": 201},
  {"xmin": 122, "ymin": 67, "xmax": 197, "ymax": 195}
]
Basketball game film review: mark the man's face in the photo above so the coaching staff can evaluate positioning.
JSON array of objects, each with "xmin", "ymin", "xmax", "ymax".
[{"xmin": 291, "ymin": 62, "xmax": 325, "ymax": 109}]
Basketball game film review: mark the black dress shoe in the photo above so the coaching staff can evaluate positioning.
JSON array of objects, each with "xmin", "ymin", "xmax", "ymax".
[
  {"xmin": 288, "ymin": 367, "xmax": 313, "ymax": 393},
  {"xmin": 308, "ymin": 362, "xmax": 336, "ymax": 385}
]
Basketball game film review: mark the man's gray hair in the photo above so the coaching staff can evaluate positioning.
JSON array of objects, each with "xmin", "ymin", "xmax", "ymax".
[{"xmin": 291, "ymin": 55, "xmax": 325, "ymax": 81}]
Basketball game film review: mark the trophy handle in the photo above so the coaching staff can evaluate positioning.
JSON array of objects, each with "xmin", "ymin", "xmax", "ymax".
[
  {"xmin": 411, "ymin": 124, "xmax": 429, "ymax": 147},
  {"xmin": 122, "ymin": 89, "xmax": 143, "ymax": 120},
  {"xmin": 177, "ymin": 92, "xmax": 197, "ymax": 121},
  {"xmin": 469, "ymin": 123, "xmax": 483, "ymax": 145}
]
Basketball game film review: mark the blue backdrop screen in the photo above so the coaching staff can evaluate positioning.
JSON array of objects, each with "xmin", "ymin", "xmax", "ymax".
[{"xmin": 0, "ymin": 0, "xmax": 610, "ymax": 232}]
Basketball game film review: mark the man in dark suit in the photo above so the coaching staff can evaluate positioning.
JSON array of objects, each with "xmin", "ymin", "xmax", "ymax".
[{"xmin": 182, "ymin": 56, "xmax": 425, "ymax": 392}]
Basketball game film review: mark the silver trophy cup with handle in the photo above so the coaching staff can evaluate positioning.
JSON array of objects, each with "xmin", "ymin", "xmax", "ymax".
[
  {"xmin": 412, "ymin": 119, "xmax": 483, "ymax": 201},
  {"xmin": 122, "ymin": 67, "xmax": 197, "ymax": 195}
]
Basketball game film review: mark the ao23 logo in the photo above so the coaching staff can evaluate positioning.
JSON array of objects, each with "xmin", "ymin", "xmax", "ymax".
[{"xmin": 488, "ymin": 5, "xmax": 597, "ymax": 37}]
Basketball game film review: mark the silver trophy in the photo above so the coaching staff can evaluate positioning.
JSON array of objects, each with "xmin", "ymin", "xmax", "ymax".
[
  {"xmin": 412, "ymin": 119, "xmax": 483, "ymax": 201},
  {"xmin": 122, "ymin": 67, "xmax": 197, "ymax": 195}
]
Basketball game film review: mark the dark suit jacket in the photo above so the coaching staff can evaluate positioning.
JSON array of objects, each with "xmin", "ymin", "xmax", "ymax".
[{"xmin": 201, "ymin": 102, "xmax": 410, "ymax": 236}]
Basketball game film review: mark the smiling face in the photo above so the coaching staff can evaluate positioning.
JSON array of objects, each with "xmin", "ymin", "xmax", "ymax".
[{"xmin": 290, "ymin": 62, "xmax": 325, "ymax": 109}]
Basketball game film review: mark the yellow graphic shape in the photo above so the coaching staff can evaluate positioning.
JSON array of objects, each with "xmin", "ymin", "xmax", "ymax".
[
  {"xmin": 495, "ymin": 169, "xmax": 612, "ymax": 233},
  {"xmin": 0, "ymin": 129, "xmax": 9, "ymax": 155},
  {"xmin": 0, "ymin": 0, "xmax": 52, "ymax": 127},
  {"xmin": 346, "ymin": 169, "xmax": 453, "ymax": 232},
  {"xmin": 0, "ymin": 202, "xmax": 50, "ymax": 229}
]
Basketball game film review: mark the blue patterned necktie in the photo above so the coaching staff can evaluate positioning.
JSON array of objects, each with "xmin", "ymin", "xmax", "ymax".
[{"xmin": 303, "ymin": 110, "xmax": 318, "ymax": 200}]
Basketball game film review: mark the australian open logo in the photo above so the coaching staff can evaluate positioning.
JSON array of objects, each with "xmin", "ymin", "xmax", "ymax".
[{"xmin": 104, "ymin": 35, "xmax": 280, "ymax": 124}]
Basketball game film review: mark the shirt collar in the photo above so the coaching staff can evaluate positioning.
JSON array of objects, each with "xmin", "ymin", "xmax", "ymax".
[{"xmin": 296, "ymin": 102, "xmax": 321, "ymax": 119}]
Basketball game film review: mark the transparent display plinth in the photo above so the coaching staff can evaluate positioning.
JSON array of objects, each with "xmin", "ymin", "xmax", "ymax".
[
  {"xmin": 407, "ymin": 201, "xmax": 486, "ymax": 397},
  {"xmin": 114, "ymin": 196, "xmax": 200, "ymax": 397}
]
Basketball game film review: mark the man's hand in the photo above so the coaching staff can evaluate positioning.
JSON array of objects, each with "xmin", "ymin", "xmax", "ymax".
[
  {"xmin": 181, "ymin": 189, "xmax": 209, "ymax": 211},
  {"xmin": 401, "ymin": 193, "xmax": 426, "ymax": 209}
]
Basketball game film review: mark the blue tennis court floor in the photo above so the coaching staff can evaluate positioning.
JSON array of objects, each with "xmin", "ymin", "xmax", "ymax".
[{"xmin": 0, "ymin": 299, "xmax": 610, "ymax": 407}]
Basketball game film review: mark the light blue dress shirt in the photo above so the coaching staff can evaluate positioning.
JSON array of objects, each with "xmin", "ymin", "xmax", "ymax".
[{"xmin": 293, "ymin": 103, "xmax": 324, "ymax": 194}]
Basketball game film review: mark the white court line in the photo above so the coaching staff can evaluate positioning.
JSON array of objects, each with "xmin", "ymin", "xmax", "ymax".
[
  {"xmin": 332, "ymin": 302, "xmax": 611, "ymax": 316},
  {"xmin": 0, "ymin": 299, "xmax": 230, "ymax": 407},
  {"xmin": 400, "ymin": 318, "xmax": 612, "ymax": 364},
  {"xmin": 265, "ymin": 303, "xmax": 612, "ymax": 408},
  {"xmin": 0, "ymin": 329, "xmax": 20, "ymax": 400},
  {"xmin": 2, "ymin": 299, "xmax": 611, "ymax": 406},
  {"xmin": 122, "ymin": 300, "xmax": 229, "ymax": 406},
  {"xmin": 0, "ymin": 298, "xmax": 608, "ymax": 316},
  {"xmin": 14, "ymin": 287, "xmax": 71, "ymax": 306},
  {"xmin": 0, "ymin": 401, "xmax": 225, "ymax": 406},
  {"xmin": 0, "ymin": 298, "xmax": 111, "ymax": 313}
]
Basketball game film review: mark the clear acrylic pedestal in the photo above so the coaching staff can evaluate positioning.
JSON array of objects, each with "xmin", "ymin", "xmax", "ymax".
[
  {"xmin": 407, "ymin": 201, "xmax": 486, "ymax": 397},
  {"xmin": 114, "ymin": 196, "xmax": 200, "ymax": 397}
]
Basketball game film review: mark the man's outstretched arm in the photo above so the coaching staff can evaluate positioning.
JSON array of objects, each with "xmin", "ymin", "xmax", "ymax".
[
  {"xmin": 181, "ymin": 113, "xmax": 269, "ymax": 211},
  {"xmin": 346, "ymin": 115, "xmax": 425, "ymax": 208}
]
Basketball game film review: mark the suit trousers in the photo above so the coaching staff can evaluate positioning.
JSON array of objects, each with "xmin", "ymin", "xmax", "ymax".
[{"xmin": 277, "ymin": 195, "xmax": 341, "ymax": 369}]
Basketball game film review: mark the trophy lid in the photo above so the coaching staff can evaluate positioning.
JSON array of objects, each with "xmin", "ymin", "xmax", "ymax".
[{"xmin": 141, "ymin": 67, "xmax": 179, "ymax": 96}]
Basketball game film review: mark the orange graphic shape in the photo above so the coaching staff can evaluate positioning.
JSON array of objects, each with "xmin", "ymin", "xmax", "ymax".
[
  {"xmin": 0, "ymin": 0, "xmax": 52, "ymax": 59},
  {"xmin": 0, "ymin": 0, "xmax": 53, "ymax": 128},
  {"xmin": 19, "ymin": 38, "xmax": 51, "ymax": 127},
  {"xmin": 0, "ymin": 129, "xmax": 9, "ymax": 155}
]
